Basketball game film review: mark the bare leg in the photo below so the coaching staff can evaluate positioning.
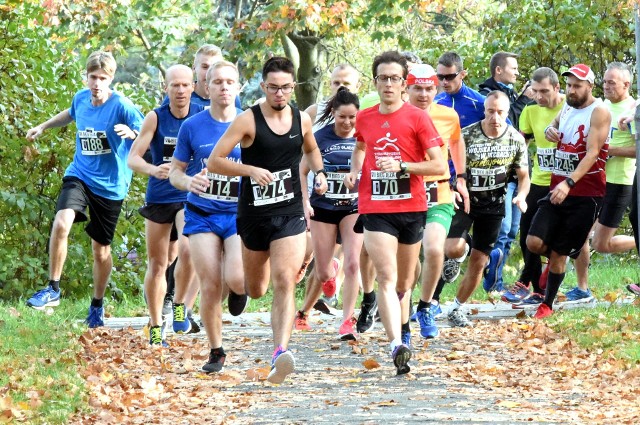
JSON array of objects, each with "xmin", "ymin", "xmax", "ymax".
[
  {"xmin": 48, "ymin": 209, "xmax": 76, "ymax": 280},
  {"xmin": 144, "ymin": 220, "xmax": 172, "ymax": 326},
  {"xmin": 91, "ymin": 240, "xmax": 112, "ymax": 300}
]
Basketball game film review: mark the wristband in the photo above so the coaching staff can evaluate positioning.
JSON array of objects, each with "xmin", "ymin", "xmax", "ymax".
[
  {"xmin": 456, "ymin": 172, "xmax": 467, "ymax": 180},
  {"xmin": 565, "ymin": 177, "xmax": 576, "ymax": 188},
  {"xmin": 314, "ymin": 168, "xmax": 328, "ymax": 179},
  {"xmin": 544, "ymin": 125, "xmax": 555, "ymax": 134}
]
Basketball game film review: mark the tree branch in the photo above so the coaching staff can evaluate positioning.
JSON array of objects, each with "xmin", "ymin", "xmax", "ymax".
[{"xmin": 134, "ymin": 28, "xmax": 166, "ymax": 77}]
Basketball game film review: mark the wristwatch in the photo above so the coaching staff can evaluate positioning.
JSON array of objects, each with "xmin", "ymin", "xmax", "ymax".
[
  {"xmin": 399, "ymin": 161, "xmax": 408, "ymax": 173},
  {"xmin": 565, "ymin": 177, "xmax": 576, "ymax": 188},
  {"xmin": 314, "ymin": 168, "xmax": 328, "ymax": 179}
]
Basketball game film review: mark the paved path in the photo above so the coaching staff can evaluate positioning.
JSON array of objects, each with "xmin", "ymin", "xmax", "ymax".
[{"xmin": 79, "ymin": 298, "xmax": 639, "ymax": 425}]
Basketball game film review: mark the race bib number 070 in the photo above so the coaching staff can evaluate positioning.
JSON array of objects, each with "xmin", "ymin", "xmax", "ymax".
[
  {"xmin": 371, "ymin": 170, "xmax": 411, "ymax": 201},
  {"xmin": 251, "ymin": 169, "xmax": 294, "ymax": 206}
]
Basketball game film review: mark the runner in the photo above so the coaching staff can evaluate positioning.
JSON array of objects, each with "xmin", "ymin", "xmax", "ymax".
[
  {"xmin": 25, "ymin": 51, "xmax": 143, "ymax": 327},
  {"xmin": 169, "ymin": 61, "xmax": 248, "ymax": 371},
  {"xmin": 127, "ymin": 64, "xmax": 203, "ymax": 345},
  {"xmin": 296, "ymin": 87, "xmax": 363, "ymax": 340},
  {"xmin": 344, "ymin": 51, "xmax": 446, "ymax": 374},
  {"xmin": 445, "ymin": 91, "xmax": 530, "ymax": 327},
  {"xmin": 528, "ymin": 64, "xmax": 611, "ymax": 318},
  {"xmin": 401, "ymin": 64, "xmax": 468, "ymax": 341},
  {"xmin": 207, "ymin": 57, "xmax": 328, "ymax": 384}
]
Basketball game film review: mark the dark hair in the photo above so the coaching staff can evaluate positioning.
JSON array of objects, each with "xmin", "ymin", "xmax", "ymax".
[
  {"xmin": 531, "ymin": 67, "xmax": 559, "ymax": 86},
  {"xmin": 401, "ymin": 51, "xmax": 422, "ymax": 65},
  {"xmin": 489, "ymin": 51, "xmax": 519, "ymax": 77},
  {"xmin": 437, "ymin": 51, "xmax": 463, "ymax": 72},
  {"xmin": 262, "ymin": 56, "xmax": 295, "ymax": 80},
  {"xmin": 372, "ymin": 51, "xmax": 408, "ymax": 80},
  {"xmin": 317, "ymin": 87, "xmax": 360, "ymax": 127}
]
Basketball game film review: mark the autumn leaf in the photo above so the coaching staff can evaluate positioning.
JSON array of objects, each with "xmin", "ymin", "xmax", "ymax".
[
  {"xmin": 246, "ymin": 368, "xmax": 269, "ymax": 381},
  {"xmin": 604, "ymin": 292, "xmax": 619, "ymax": 303},
  {"xmin": 362, "ymin": 358, "xmax": 380, "ymax": 369}
]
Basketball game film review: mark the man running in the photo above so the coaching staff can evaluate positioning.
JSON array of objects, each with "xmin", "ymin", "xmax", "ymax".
[
  {"xmin": 25, "ymin": 51, "xmax": 143, "ymax": 327},
  {"xmin": 344, "ymin": 51, "xmax": 446, "ymax": 374},
  {"xmin": 208, "ymin": 57, "xmax": 327, "ymax": 384}
]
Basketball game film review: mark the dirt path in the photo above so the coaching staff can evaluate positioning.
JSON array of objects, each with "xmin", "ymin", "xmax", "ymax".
[{"xmin": 73, "ymin": 312, "xmax": 640, "ymax": 424}]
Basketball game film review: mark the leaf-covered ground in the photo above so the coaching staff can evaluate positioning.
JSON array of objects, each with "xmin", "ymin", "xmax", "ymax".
[{"xmin": 72, "ymin": 313, "xmax": 640, "ymax": 424}]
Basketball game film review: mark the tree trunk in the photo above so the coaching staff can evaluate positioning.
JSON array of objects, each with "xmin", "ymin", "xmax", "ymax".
[{"xmin": 287, "ymin": 31, "xmax": 324, "ymax": 110}]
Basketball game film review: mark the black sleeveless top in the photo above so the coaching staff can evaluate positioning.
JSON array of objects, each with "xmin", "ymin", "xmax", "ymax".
[{"xmin": 238, "ymin": 104, "xmax": 304, "ymax": 217}]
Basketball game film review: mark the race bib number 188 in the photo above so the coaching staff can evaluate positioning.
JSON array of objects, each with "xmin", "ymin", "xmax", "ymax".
[
  {"xmin": 250, "ymin": 169, "xmax": 294, "ymax": 206},
  {"xmin": 79, "ymin": 128, "xmax": 110, "ymax": 155}
]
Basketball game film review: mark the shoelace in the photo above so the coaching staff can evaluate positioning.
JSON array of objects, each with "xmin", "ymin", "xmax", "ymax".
[
  {"xmin": 174, "ymin": 305, "xmax": 186, "ymax": 322},
  {"xmin": 150, "ymin": 328, "xmax": 162, "ymax": 345}
]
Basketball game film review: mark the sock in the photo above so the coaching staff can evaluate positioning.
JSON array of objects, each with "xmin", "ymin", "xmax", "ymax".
[
  {"xmin": 401, "ymin": 321, "xmax": 410, "ymax": 333},
  {"xmin": 49, "ymin": 279, "xmax": 60, "ymax": 292},
  {"xmin": 363, "ymin": 291, "xmax": 376, "ymax": 303},
  {"xmin": 431, "ymin": 299, "xmax": 439, "ymax": 306},
  {"xmin": 417, "ymin": 300, "xmax": 429, "ymax": 311},
  {"xmin": 390, "ymin": 338, "xmax": 402, "ymax": 353},
  {"xmin": 165, "ymin": 258, "xmax": 177, "ymax": 298},
  {"xmin": 432, "ymin": 276, "xmax": 446, "ymax": 301},
  {"xmin": 211, "ymin": 346, "xmax": 225, "ymax": 356},
  {"xmin": 91, "ymin": 297, "xmax": 103, "ymax": 308},
  {"xmin": 543, "ymin": 271, "xmax": 565, "ymax": 308},
  {"xmin": 452, "ymin": 297, "xmax": 463, "ymax": 310}
]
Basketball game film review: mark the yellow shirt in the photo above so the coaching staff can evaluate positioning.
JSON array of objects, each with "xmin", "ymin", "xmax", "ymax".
[{"xmin": 424, "ymin": 103, "xmax": 461, "ymax": 205}]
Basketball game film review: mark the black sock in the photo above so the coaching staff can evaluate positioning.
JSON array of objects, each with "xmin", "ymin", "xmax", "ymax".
[
  {"xmin": 165, "ymin": 258, "xmax": 177, "ymax": 299},
  {"xmin": 49, "ymin": 280, "xmax": 60, "ymax": 292},
  {"xmin": 401, "ymin": 321, "xmax": 410, "ymax": 333},
  {"xmin": 363, "ymin": 290, "xmax": 376, "ymax": 303},
  {"xmin": 432, "ymin": 276, "xmax": 446, "ymax": 302},
  {"xmin": 543, "ymin": 271, "xmax": 565, "ymax": 308},
  {"xmin": 417, "ymin": 300, "xmax": 430, "ymax": 311},
  {"xmin": 91, "ymin": 297, "xmax": 103, "ymax": 308},
  {"xmin": 211, "ymin": 346, "xmax": 225, "ymax": 356}
]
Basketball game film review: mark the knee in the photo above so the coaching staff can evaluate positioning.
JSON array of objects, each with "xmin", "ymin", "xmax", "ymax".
[
  {"xmin": 591, "ymin": 235, "xmax": 608, "ymax": 253},
  {"xmin": 92, "ymin": 246, "xmax": 111, "ymax": 263},
  {"xmin": 51, "ymin": 217, "xmax": 72, "ymax": 238},
  {"xmin": 342, "ymin": 257, "xmax": 360, "ymax": 279},
  {"xmin": 526, "ymin": 236, "xmax": 545, "ymax": 255},
  {"xmin": 147, "ymin": 257, "xmax": 168, "ymax": 277},
  {"xmin": 424, "ymin": 244, "xmax": 443, "ymax": 260}
]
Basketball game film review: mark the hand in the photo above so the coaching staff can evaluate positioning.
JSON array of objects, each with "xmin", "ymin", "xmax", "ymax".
[
  {"xmin": 513, "ymin": 193, "xmax": 528, "ymax": 213},
  {"xmin": 455, "ymin": 179, "xmax": 470, "ymax": 213},
  {"xmin": 189, "ymin": 168, "xmax": 210, "ymax": 195},
  {"xmin": 249, "ymin": 167, "xmax": 274, "ymax": 187},
  {"xmin": 549, "ymin": 181, "xmax": 569, "ymax": 205},
  {"xmin": 26, "ymin": 125, "xmax": 44, "ymax": 141},
  {"xmin": 303, "ymin": 199, "xmax": 314, "ymax": 230},
  {"xmin": 344, "ymin": 172, "xmax": 358, "ymax": 190},
  {"xmin": 114, "ymin": 124, "xmax": 136, "ymax": 140},
  {"xmin": 313, "ymin": 173, "xmax": 328, "ymax": 195},
  {"xmin": 153, "ymin": 163, "xmax": 171, "ymax": 180},
  {"xmin": 544, "ymin": 126, "xmax": 561, "ymax": 143},
  {"xmin": 618, "ymin": 115, "xmax": 633, "ymax": 132},
  {"xmin": 376, "ymin": 158, "xmax": 401, "ymax": 173}
]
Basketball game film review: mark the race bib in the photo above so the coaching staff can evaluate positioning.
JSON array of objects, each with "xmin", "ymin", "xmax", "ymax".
[
  {"xmin": 250, "ymin": 169, "xmax": 294, "ymax": 206},
  {"xmin": 536, "ymin": 147, "xmax": 555, "ymax": 172},
  {"xmin": 470, "ymin": 166, "xmax": 507, "ymax": 192},
  {"xmin": 371, "ymin": 170, "xmax": 411, "ymax": 201},
  {"xmin": 425, "ymin": 181, "xmax": 438, "ymax": 208},
  {"xmin": 79, "ymin": 128, "xmax": 110, "ymax": 155},
  {"xmin": 325, "ymin": 172, "xmax": 358, "ymax": 200},
  {"xmin": 162, "ymin": 137, "xmax": 177, "ymax": 162},
  {"xmin": 201, "ymin": 173, "xmax": 240, "ymax": 202},
  {"xmin": 554, "ymin": 150, "xmax": 580, "ymax": 177}
]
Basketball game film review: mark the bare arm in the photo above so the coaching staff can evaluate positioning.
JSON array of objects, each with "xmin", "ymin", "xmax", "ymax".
[
  {"xmin": 169, "ymin": 157, "xmax": 209, "ymax": 195},
  {"xmin": 127, "ymin": 111, "xmax": 170, "ymax": 179},
  {"xmin": 26, "ymin": 109, "xmax": 73, "ymax": 141},
  {"xmin": 544, "ymin": 110, "xmax": 562, "ymax": 143},
  {"xmin": 608, "ymin": 146, "xmax": 636, "ymax": 158},
  {"xmin": 300, "ymin": 111, "xmax": 328, "ymax": 194},
  {"xmin": 344, "ymin": 141, "xmax": 365, "ymax": 189},
  {"xmin": 376, "ymin": 145, "xmax": 446, "ymax": 176},
  {"xmin": 513, "ymin": 166, "xmax": 530, "ymax": 213},
  {"xmin": 449, "ymin": 132, "xmax": 470, "ymax": 213},
  {"xmin": 304, "ymin": 103, "xmax": 318, "ymax": 124}
]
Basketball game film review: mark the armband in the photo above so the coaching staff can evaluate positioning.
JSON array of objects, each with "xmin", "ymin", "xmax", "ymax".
[
  {"xmin": 314, "ymin": 169, "xmax": 328, "ymax": 179},
  {"xmin": 456, "ymin": 172, "xmax": 467, "ymax": 180}
]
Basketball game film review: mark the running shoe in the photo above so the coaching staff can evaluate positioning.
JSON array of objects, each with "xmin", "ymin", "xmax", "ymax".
[
  {"xmin": 339, "ymin": 317, "xmax": 357, "ymax": 341},
  {"xmin": 539, "ymin": 262, "xmax": 549, "ymax": 291},
  {"xmin": 431, "ymin": 302, "xmax": 443, "ymax": 318},
  {"xmin": 501, "ymin": 281, "xmax": 531, "ymax": 304},
  {"xmin": 356, "ymin": 297, "xmax": 378, "ymax": 333},
  {"xmin": 441, "ymin": 259, "xmax": 461, "ymax": 283},
  {"xmin": 26, "ymin": 285, "xmax": 60, "ymax": 310},
  {"xmin": 162, "ymin": 294, "xmax": 173, "ymax": 317},
  {"xmin": 86, "ymin": 305, "xmax": 104, "ymax": 328},
  {"xmin": 627, "ymin": 284, "xmax": 640, "ymax": 296},
  {"xmin": 187, "ymin": 310, "xmax": 201, "ymax": 334},
  {"xmin": 401, "ymin": 329, "xmax": 411, "ymax": 348},
  {"xmin": 294, "ymin": 311, "xmax": 311, "ymax": 331},
  {"xmin": 447, "ymin": 308, "xmax": 472, "ymax": 327},
  {"xmin": 149, "ymin": 325, "xmax": 168, "ymax": 347},
  {"xmin": 512, "ymin": 292, "xmax": 544, "ymax": 308},
  {"xmin": 534, "ymin": 303, "xmax": 553, "ymax": 319},
  {"xmin": 267, "ymin": 346, "xmax": 295, "ymax": 384},
  {"xmin": 321, "ymin": 257, "xmax": 341, "ymax": 298},
  {"xmin": 172, "ymin": 304, "xmax": 192, "ymax": 334},
  {"xmin": 392, "ymin": 344, "xmax": 412, "ymax": 375},
  {"xmin": 416, "ymin": 307, "xmax": 439, "ymax": 338},
  {"xmin": 482, "ymin": 248, "xmax": 504, "ymax": 292},
  {"xmin": 564, "ymin": 287, "xmax": 593, "ymax": 302},
  {"xmin": 228, "ymin": 290, "xmax": 248, "ymax": 316},
  {"xmin": 203, "ymin": 347, "xmax": 226, "ymax": 373}
]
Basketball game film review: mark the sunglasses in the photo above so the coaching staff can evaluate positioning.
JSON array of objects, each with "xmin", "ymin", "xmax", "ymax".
[{"xmin": 436, "ymin": 71, "xmax": 461, "ymax": 81}]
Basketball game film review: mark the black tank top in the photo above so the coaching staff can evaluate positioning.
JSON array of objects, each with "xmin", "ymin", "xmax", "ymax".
[{"xmin": 238, "ymin": 104, "xmax": 304, "ymax": 217}]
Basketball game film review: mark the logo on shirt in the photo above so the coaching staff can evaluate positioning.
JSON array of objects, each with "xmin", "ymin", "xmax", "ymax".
[
  {"xmin": 381, "ymin": 121, "xmax": 390, "ymax": 129},
  {"xmin": 374, "ymin": 132, "xmax": 399, "ymax": 151}
]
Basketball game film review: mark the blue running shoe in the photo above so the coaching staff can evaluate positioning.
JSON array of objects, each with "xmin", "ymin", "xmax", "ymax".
[
  {"xmin": 172, "ymin": 304, "xmax": 192, "ymax": 334},
  {"xmin": 431, "ymin": 302, "xmax": 443, "ymax": 317},
  {"xmin": 26, "ymin": 285, "xmax": 60, "ymax": 310},
  {"xmin": 564, "ymin": 287, "xmax": 593, "ymax": 302},
  {"xmin": 392, "ymin": 344, "xmax": 411, "ymax": 375},
  {"xmin": 501, "ymin": 282, "xmax": 531, "ymax": 304},
  {"xmin": 512, "ymin": 292, "xmax": 544, "ymax": 309},
  {"xmin": 401, "ymin": 329, "xmax": 411, "ymax": 348},
  {"xmin": 482, "ymin": 248, "xmax": 504, "ymax": 292},
  {"xmin": 86, "ymin": 305, "xmax": 104, "ymax": 328},
  {"xmin": 267, "ymin": 346, "xmax": 295, "ymax": 384},
  {"xmin": 416, "ymin": 307, "xmax": 439, "ymax": 338}
]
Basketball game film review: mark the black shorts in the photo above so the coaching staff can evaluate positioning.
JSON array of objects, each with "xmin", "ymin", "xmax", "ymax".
[
  {"xmin": 139, "ymin": 202, "xmax": 183, "ymax": 241},
  {"xmin": 353, "ymin": 215, "xmax": 364, "ymax": 234},
  {"xmin": 55, "ymin": 176, "xmax": 123, "ymax": 246},
  {"xmin": 361, "ymin": 212, "xmax": 426, "ymax": 245},
  {"xmin": 237, "ymin": 215, "xmax": 307, "ymax": 251},
  {"xmin": 311, "ymin": 206, "xmax": 358, "ymax": 226},
  {"xmin": 448, "ymin": 209, "xmax": 503, "ymax": 255},
  {"xmin": 598, "ymin": 182, "xmax": 632, "ymax": 228},
  {"xmin": 529, "ymin": 194, "xmax": 603, "ymax": 258}
]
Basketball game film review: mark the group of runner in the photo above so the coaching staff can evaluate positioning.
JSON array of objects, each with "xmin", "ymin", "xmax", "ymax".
[{"xmin": 24, "ymin": 45, "xmax": 637, "ymax": 381}]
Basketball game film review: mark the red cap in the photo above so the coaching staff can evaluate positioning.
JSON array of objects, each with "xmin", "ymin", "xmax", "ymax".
[
  {"xmin": 407, "ymin": 64, "xmax": 438, "ymax": 86},
  {"xmin": 562, "ymin": 64, "xmax": 595, "ymax": 84}
]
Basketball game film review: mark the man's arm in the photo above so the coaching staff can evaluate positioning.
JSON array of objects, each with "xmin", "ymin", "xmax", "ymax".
[
  {"xmin": 127, "ymin": 111, "xmax": 169, "ymax": 178},
  {"xmin": 304, "ymin": 103, "xmax": 318, "ymax": 124},
  {"xmin": 169, "ymin": 157, "xmax": 209, "ymax": 195},
  {"xmin": 26, "ymin": 109, "xmax": 73, "ymax": 141},
  {"xmin": 449, "ymin": 132, "xmax": 470, "ymax": 213},
  {"xmin": 608, "ymin": 146, "xmax": 636, "ymax": 158},
  {"xmin": 513, "ymin": 166, "xmax": 530, "ymax": 213},
  {"xmin": 376, "ymin": 145, "xmax": 446, "ymax": 176}
]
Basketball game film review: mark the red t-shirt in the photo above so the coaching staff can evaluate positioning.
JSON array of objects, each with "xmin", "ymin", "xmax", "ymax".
[{"xmin": 355, "ymin": 102, "xmax": 443, "ymax": 214}]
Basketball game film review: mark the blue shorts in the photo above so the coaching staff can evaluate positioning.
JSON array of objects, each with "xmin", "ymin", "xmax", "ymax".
[{"xmin": 183, "ymin": 204, "xmax": 237, "ymax": 240}]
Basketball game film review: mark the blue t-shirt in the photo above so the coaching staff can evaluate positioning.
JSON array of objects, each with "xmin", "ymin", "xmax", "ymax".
[
  {"xmin": 162, "ymin": 92, "xmax": 242, "ymax": 109},
  {"xmin": 435, "ymin": 83, "xmax": 485, "ymax": 128},
  {"xmin": 66, "ymin": 89, "xmax": 144, "ymax": 200},
  {"xmin": 310, "ymin": 125, "xmax": 358, "ymax": 211},
  {"xmin": 146, "ymin": 103, "xmax": 204, "ymax": 203},
  {"xmin": 173, "ymin": 109, "xmax": 242, "ymax": 214}
]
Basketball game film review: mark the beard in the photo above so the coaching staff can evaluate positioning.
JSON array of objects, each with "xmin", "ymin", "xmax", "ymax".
[
  {"xmin": 270, "ymin": 103, "xmax": 286, "ymax": 111},
  {"xmin": 566, "ymin": 92, "xmax": 589, "ymax": 108}
]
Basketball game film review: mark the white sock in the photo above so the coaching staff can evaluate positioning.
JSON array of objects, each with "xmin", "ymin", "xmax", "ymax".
[
  {"xmin": 390, "ymin": 338, "xmax": 402, "ymax": 353},
  {"xmin": 453, "ymin": 297, "xmax": 464, "ymax": 310},
  {"xmin": 431, "ymin": 299, "xmax": 439, "ymax": 306}
]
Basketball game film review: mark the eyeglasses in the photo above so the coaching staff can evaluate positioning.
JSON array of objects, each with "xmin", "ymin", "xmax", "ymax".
[
  {"xmin": 436, "ymin": 72, "xmax": 461, "ymax": 81},
  {"xmin": 374, "ymin": 75, "xmax": 405, "ymax": 85},
  {"xmin": 265, "ymin": 84, "xmax": 295, "ymax": 94}
]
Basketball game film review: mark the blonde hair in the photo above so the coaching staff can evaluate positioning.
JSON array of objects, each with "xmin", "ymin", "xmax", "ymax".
[
  {"xmin": 194, "ymin": 44, "xmax": 223, "ymax": 66},
  {"xmin": 206, "ymin": 60, "xmax": 239, "ymax": 84},
  {"xmin": 86, "ymin": 51, "xmax": 117, "ymax": 77}
]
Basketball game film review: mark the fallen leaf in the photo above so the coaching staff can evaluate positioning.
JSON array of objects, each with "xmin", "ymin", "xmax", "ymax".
[
  {"xmin": 362, "ymin": 358, "xmax": 380, "ymax": 369},
  {"xmin": 246, "ymin": 368, "xmax": 269, "ymax": 381}
]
